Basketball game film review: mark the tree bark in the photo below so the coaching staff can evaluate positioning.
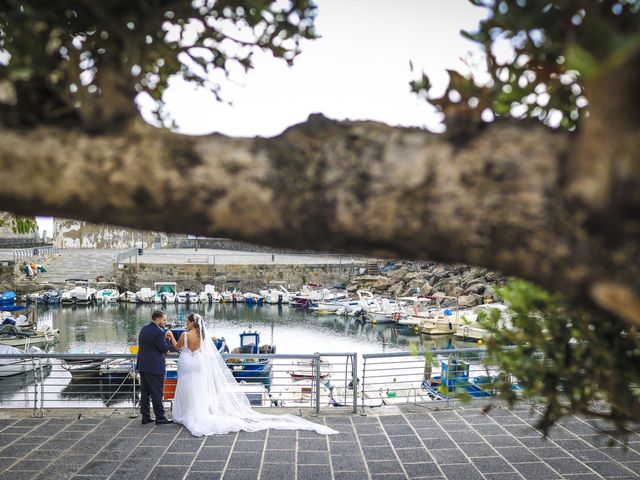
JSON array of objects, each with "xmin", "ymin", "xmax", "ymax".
[{"xmin": 0, "ymin": 114, "xmax": 638, "ymax": 325}]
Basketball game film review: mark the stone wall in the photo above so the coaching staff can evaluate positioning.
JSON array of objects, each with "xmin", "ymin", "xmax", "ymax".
[
  {"xmin": 114, "ymin": 263, "xmax": 360, "ymax": 292},
  {"xmin": 0, "ymin": 259, "xmax": 15, "ymax": 292},
  {"xmin": 53, "ymin": 218, "xmax": 180, "ymax": 249}
]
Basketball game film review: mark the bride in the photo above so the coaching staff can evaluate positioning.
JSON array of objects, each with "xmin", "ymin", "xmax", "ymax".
[{"xmin": 165, "ymin": 313, "xmax": 338, "ymax": 436}]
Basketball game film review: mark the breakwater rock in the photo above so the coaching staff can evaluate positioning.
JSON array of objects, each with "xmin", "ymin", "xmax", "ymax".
[{"xmin": 347, "ymin": 262, "xmax": 506, "ymax": 307}]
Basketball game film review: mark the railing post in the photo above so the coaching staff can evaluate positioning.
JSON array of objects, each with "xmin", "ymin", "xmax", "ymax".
[
  {"xmin": 31, "ymin": 357, "xmax": 38, "ymax": 417},
  {"xmin": 352, "ymin": 353, "xmax": 358, "ymax": 414},
  {"xmin": 130, "ymin": 359, "xmax": 137, "ymax": 418},
  {"xmin": 38, "ymin": 359, "xmax": 45, "ymax": 417},
  {"xmin": 360, "ymin": 355, "xmax": 367, "ymax": 415},
  {"xmin": 314, "ymin": 353, "xmax": 321, "ymax": 415},
  {"xmin": 445, "ymin": 353, "xmax": 451, "ymax": 409}
]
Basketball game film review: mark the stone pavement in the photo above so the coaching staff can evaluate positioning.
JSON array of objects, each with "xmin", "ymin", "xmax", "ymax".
[{"xmin": 0, "ymin": 404, "xmax": 639, "ymax": 480}]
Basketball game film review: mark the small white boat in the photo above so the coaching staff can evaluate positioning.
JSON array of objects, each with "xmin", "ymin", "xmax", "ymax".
[
  {"xmin": 119, "ymin": 291, "xmax": 137, "ymax": 303},
  {"xmin": 0, "ymin": 324, "xmax": 59, "ymax": 348},
  {"xmin": 60, "ymin": 279, "xmax": 96, "ymax": 304},
  {"xmin": 95, "ymin": 282, "xmax": 119, "ymax": 304},
  {"xmin": 259, "ymin": 282, "xmax": 291, "ymax": 304},
  {"xmin": 61, "ymin": 347, "xmax": 108, "ymax": 377},
  {"xmin": 288, "ymin": 358, "xmax": 332, "ymax": 380},
  {"xmin": 177, "ymin": 289, "xmax": 199, "ymax": 304},
  {"xmin": 221, "ymin": 280, "xmax": 245, "ymax": 303},
  {"xmin": 135, "ymin": 287, "xmax": 156, "ymax": 303},
  {"xmin": 0, "ymin": 345, "xmax": 50, "ymax": 377},
  {"xmin": 199, "ymin": 284, "xmax": 221, "ymax": 303},
  {"xmin": 154, "ymin": 282, "xmax": 178, "ymax": 304}
]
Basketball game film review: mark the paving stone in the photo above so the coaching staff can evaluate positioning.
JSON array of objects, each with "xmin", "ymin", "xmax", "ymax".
[
  {"xmin": 512, "ymin": 462, "xmax": 562, "ymax": 479},
  {"xmin": 354, "ymin": 424, "xmax": 384, "ymax": 435},
  {"xmin": 415, "ymin": 428, "xmax": 444, "ymax": 439},
  {"xmin": 263, "ymin": 449, "xmax": 295, "ymax": 462},
  {"xmin": 389, "ymin": 435, "xmax": 423, "ymax": 449},
  {"xmin": 471, "ymin": 456, "xmax": 515, "ymax": 474},
  {"xmin": 496, "ymin": 446, "xmax": 540, "ymax": 463},
  {"xmin": 238, "ymin": 430, "xmax": 267, "ymax": 440},
  {"xmin": 5, "ymin": 458, "xmax": 52, "ymax": 472},
  {"xmin": 367, "ymin": 460, "xmax": 403, "ymax": 474},
  {"xmin": 351, "ymin": 416, "xmax": 379, "ymax": 424},
  {"xmin": 553, "ymin": 439, "xmax": 593, "ymax": 450},
  {"xmin": 330, "ymin": 432, "xmax": 356, "ymax": 442},
  {"xmin": 191, "ymin": 460, "xmax": 227, "ymax": 471},
  {"xmin": 147, "ymin": 465, "xmax": 189, "ymax": 480},
  {"xmin": 266, "ymin": 437, "xmax": 295, "ymax": 450},
  {"xmin": 205, "ymin": 435, "xmax": 236, "ymax": 446},
  {"xmin": 599, "ymin": 446, "xmax": 640, "ymax": 462},
  {"xmin": 76, "ymin": 460, "xmax": 121, "ymax": 476},
  {"xmin": 528, "ymin": 446, "xmax": 570, "ymax": 458},
  {"xmin": 298, "ymin": 451, "xmax": 329, "ymax": 464},
  {"xmin": 584, "ymin": 461, "xmax": 637, "ymax": 477},
  {"xmin": 543, "ymin": 457, "xmax": 593, "ymax": 474},
  {"xmin": 395, "ymin": 447, "xmax": 432, "ymax": 464},
  {"xmin": 472, "ymin": 424, "xmax": 508, "ymax": 435},
  {"xmin": 363, "ymin": 446, "xmax": 398, "ymax": 461},
  {"xmin": 484, "ymin": 435, "xmax": 524, "ymax": 448},
  {"xmin": 330, "ymin": 454, "xmax": 366, "ymax": 471},
  {"xmin": 422, "ymin": 438, "xmax": 457, "ymax": 449},
  {"xmin": 128, "ymin": 446, "xmax": 164, "ymax": 459},
  {"xmin": 157, "ymin": 452, "xmax": 195, "ymax": 465},
  {"xmin": 297, "ymin": 465, "xmax": 332, "ymax": 480},
  {"xmin": 371, "ymin": 475, "xmax": 412, "ymax": 480},
  {"xmin": 185, "ymin": 473, "xmax": 222, "ymax": 480},
  {"xmin": 436, "ymin": 421, "xmax": 468, "ymax": 431},
  {"xmin": 329, "ymin": 442, "xmax": 360, "ymax": 455},
  {"xmin": 298, "ymin": 439, "xmax": 328, "ymax": 451},
  {"xmin": 233, "ymin": 440, "xmax": 264, "ymax": 453},
  {"xmin": 0, "ymin": 469, "xmax": 42, "ymax": 480},
  {"xmin": 359, "ymin": 435, "xmax": 391, "ymax": 447},
  {"xmin": 109, "ymin": 468, "xmax": 149, "ymax": 480},
  {"xmin": 379, "ymin": 416, "xmax": 408, "ymax": 425},
  {"xmin": 517, "ymin": 436, "xmax": 554, "ymax": 448},
  {"xmin": 439, "ymin": 463, "xmax": 483, "ymax": 480},
  {"xmin": 268, "ymin": 429, "xmax": 297, "ymax": 437},
  {"xmin": 227, "ymin": 452, "xmax": 261, "ymax": 469},
  {"xmin": 0, "ymin": 458, "xmax": 17, "ymax": 471},
  {"xmin": 448, "ymin": 430, "xmax": 484, "ymax": 443},
  {"xmin": 457, "ymin": 442, "xmax": 497, "ymax": 457},
  {"xmin": 167, "ymin": 438, "xmax": 204, "ymax": 453},
  {"xmin": 384, "ymin": 424, "xmax": 415, "ymax": 436},
  {"xmin": 140, "ymin": 434, "xmax": 176, "ymax": 446},
  {"xmin": 429, "ymin": 448, "xmax": 469, "ymax": 465},
  {"xmin": 259, "ymin": 463, "xmax": 295, "ymax": 478},
  {"xmin": 223, "ymin": 470, "xmax": 258, "ymax": 480},
  {"xmin": 334, "ymin": 472, "xmax": 370, "ymax": 480},
  {"xmin": 403, "ymin": 462, "xmax": 442, "ymax": 478},
  {"xmin": 196, "ymin": 447, "xmax": 232, "ymax": 461},
  {"xmin": 570, "ymin": 448, "xmax": 613, "ymax": 462}
]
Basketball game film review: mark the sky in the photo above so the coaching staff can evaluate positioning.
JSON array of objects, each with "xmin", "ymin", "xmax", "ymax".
[{"xmin": 37, "ymin": 1, "xmax": 488, "ymax": 236}]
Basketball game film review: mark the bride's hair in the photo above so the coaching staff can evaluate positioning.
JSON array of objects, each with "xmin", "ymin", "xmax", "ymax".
[{"xmin": 188, "ymin": 313, "xmax": 204, "ymax": 339}]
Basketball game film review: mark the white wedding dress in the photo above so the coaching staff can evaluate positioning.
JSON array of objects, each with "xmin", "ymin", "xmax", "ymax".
[{"xmin": 171, "ymin": 323, "xmax": 338, "ymax": 437}]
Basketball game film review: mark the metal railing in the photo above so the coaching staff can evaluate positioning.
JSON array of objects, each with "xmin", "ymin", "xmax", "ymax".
[
  {"xmin": 116, "ymin": 248, "xmax": 139, "ymax": 263},
  {"xmin": 361, "ymin": 347, "xmax": 520, "ymax": 413},
  {"xmin": 0, "ymin": 246, "xmax": 59, "ymax": 261},
  {"xmin": 0, "ymin": 348, "xmax": 523, "ymax": 418},
  {"xmin": 0, "ymin": 352, "xmax": 358, "ymax": 417}
]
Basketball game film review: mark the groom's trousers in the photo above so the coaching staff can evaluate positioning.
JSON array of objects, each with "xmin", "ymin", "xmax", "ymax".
[{"xmin": 139, "ymin": 372, "xmax": 166, "ymax": 420}]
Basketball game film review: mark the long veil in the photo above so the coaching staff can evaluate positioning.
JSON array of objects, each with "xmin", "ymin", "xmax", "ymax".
[{"xmin": 192, "ymin": 318, "xmax": 338, "ymax": 435}]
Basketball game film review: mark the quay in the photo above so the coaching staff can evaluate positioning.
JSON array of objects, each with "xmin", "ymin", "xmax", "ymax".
[{"xmin": 1, "ymin": 403, "xmax": 639, "ymax": 480}]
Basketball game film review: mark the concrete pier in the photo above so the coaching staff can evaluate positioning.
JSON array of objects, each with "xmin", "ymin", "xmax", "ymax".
[{"xmin": 0, "ymin": 404, "xmax": 639, "ymax": 479}]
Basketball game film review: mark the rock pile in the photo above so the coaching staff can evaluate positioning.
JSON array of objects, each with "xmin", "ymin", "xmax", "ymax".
[{"xmin": 347, "ymin": 261, "xmax": 505, "ymax": 308}]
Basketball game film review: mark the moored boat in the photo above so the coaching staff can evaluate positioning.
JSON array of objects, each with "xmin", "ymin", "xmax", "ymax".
[
  {"xmin": 154, "ymin": 282, "xmax": 178, "ymax": 304},
  {"xmin": 95, "ymin": 282, "xmax": 119, "ymax": 304}
]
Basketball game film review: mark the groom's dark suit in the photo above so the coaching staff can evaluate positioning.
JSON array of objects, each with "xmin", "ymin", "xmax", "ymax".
[{"xmin": 137, "ymin": 321, "xmax": 172, "ymax": 422}]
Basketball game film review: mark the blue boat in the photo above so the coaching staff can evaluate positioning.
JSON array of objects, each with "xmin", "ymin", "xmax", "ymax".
[
  {"xmin": 0, "ymin": 291, "xmax": 16, "ymax": 305},
  {"xmin": 225, "ymin": 331, "xmax": 274, "ymax": 388},
  {"xmin": 421, "ymin": 358, "xmax": 492, "ymax": 399}
]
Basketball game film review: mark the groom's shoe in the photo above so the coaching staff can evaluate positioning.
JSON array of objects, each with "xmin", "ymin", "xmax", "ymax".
[
  {"xmin": 155, "ymin": 418, "xmax": 173, "ymax": 425},
  {"xmin": 141, "ymin": 417, "xmax": 154, "ymax": 425}
]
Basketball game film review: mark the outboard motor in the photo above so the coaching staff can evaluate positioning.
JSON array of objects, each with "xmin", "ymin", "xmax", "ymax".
[{"xmin": 207, "ymin": 292, "xmax": 213, "ymax": 303}]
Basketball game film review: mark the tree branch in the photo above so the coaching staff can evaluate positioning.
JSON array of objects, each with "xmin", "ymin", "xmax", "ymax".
[{"xmin": 0, "ymin": 115, "xmax": 638, "ymax": 325}]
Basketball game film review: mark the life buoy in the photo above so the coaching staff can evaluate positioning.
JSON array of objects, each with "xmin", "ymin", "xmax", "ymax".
[{"xmin": 393, "ymin": 312, "xmax": 401, "ymax": 321}]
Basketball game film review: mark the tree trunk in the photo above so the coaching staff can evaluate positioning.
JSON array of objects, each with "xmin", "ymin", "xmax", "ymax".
[{"xmin": 0, "ymin": 114, "xmax": 638, "ymax": 325}]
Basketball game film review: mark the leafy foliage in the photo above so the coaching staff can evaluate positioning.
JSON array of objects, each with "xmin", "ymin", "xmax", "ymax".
[
  {"xmin": 0, "ymin": 0, "xmax": 317, "ymax": 128},
  {"xmin": 412, "ymin": 1, "xmax": 640, "ymax": 132},
  {"xmin": 479, "ymin": 280, "xmax": 640, "ymax": 436}
]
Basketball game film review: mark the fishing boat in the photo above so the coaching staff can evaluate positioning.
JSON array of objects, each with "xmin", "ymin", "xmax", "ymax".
[
  {"xmin": 198, "ymin": 284, "xmax": 221, "ymax": 303},
  {"xmin": 60, "ymin": 347, "xmax": 108, "ymax": 377},
  {"xmin": 226, "ymin": 331, "xmax": 274, "ymax": 387},
  {"xmin": 0, "ymin": 345, "xmax": 50, "ymax": 377},
  {"xmin": 60, "ymin": 279, "xmax": 96, "ymax": 304},
  {"xmin": 421, "ymin": 358, "xmax": 492, "ymax": 399},
  {"xmin": 0, "ymin": 291, "xmax": 16, "ymax": 305},
  {"xmin": 135, "ymin": 287, "xmax": 156, "ymax": 303},
  {"xmin": 288, "ymin": 358, "xmax": 331, "ymax": 380},
  {"xmin": 243, "ymin": 293, "xmax": 264, "ymax": 305},
  {"xmin": 0, "ymin": 324, "xmax": 59, "ymax": 348},
  {"xmin": 176, "ymin": 289, "xmax": 199, "ymax": 304},
  {"xmin": 99, "ymin": 357, "xmax": 137, "ymax": 383},
  {"xmin": 259, "ymin": 282, "xmax": 291, "ymax": 305},
  {"xmin": 153, "ymin": 282, "xmax": 177, "ymax": 304},
  {"xmin": 221, "ymin": 280, "xmax": 245, "ymax": 303},
  {"xmin": 36, "ymin": 289, "xmax": 63, "ymax": 304},
  {"xmin": 119, "ymin": 291, "xmax": 137, "ymax": 303},
  {"xmin": 95, "ymin": 282, "xmax": 119, "ymax": 304}
]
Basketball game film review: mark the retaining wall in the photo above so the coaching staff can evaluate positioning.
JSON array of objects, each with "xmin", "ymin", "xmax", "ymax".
[{"xmin": 114, "ymin": 263, "xmax": 362, "ymax": 292}]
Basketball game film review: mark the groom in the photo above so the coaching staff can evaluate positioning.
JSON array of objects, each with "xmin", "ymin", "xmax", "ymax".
[{"xmin": 136, "ymin": 310, "xmax": 173, "ymax": 425}]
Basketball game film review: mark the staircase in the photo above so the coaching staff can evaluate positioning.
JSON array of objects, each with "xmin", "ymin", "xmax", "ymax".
[{"xmin": 366, "ymin": 259, "xmax": 380, "ymax": 275}]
